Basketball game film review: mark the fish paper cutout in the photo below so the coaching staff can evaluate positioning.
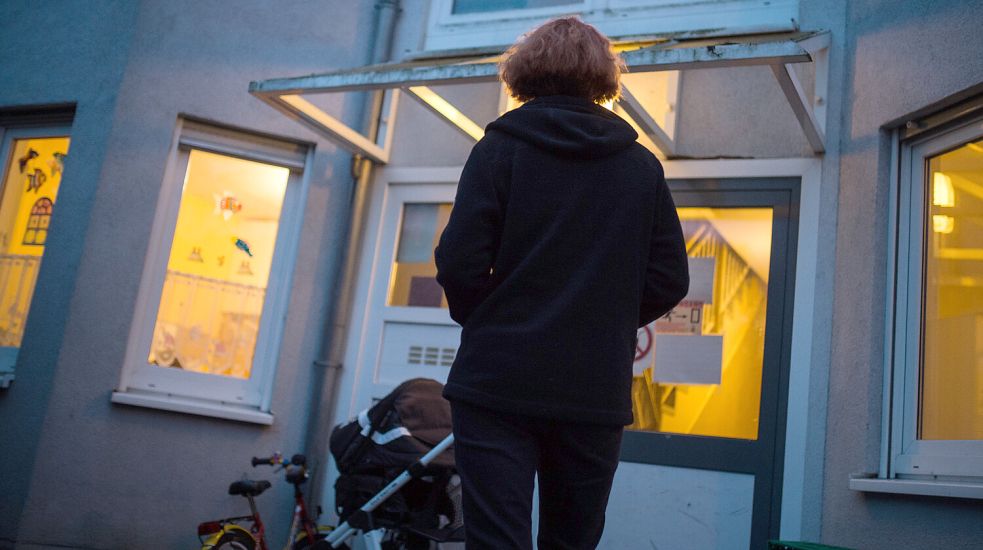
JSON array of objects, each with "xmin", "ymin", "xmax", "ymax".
[
  {"xmin": 213, "ymin": 191, "xmax": 243, "ymax": 221},
  {"xmin": 25, "ymin": 169, "xmax": 46, "ymax": 193},
  {"xmin": 49, "ymin": 152, "xmax": 67, "ymax": 177},
  {"xmin": 232, "ymin": 237, "xmax": 253, "ymax": 257},
  {"xmin": 18, "ymin": 149, "xmax": 39, "ymax": 173}
]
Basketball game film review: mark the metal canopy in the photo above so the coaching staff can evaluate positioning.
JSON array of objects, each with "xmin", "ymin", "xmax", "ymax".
[{"xmin": 249, "ymin": 30, "xmax": 830, "ymax": 162}]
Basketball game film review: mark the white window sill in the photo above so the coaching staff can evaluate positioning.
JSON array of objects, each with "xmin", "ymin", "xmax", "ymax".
[
  {"xmin": 849, "ymin": 475, "xmax": 983, "ymax": 499},
  {"xmin": 111, "ymin": 390, "xmax": 274, "ymax": 425}
]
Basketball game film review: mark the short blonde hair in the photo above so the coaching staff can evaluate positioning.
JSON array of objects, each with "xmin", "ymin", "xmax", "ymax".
[{"xmin": 500, "ymin": 17, "xmax": 624, "ymax": 103}]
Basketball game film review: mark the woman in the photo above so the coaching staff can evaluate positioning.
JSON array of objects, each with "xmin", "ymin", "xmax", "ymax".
[{"xmin": 435, "ymin": 17, "xmax": 689, "ymax": 550}]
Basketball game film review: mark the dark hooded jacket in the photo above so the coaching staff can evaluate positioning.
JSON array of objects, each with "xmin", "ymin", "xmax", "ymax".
[{"xmin": 434, "ymin": 95, "xmax": 688, "ymax": 425}]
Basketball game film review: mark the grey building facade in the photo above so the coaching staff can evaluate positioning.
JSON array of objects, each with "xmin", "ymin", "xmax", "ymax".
[{"xmin": 1, "ymin": 1, "xmax": 981, "ymax": 549}]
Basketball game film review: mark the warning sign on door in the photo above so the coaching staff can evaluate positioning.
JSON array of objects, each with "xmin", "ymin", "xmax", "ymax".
[{"xmin": 655, "ymin": 300, "xmax": 703, "ymax": 335}]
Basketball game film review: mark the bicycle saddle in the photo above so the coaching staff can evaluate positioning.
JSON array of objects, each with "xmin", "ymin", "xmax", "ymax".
[{"xmin": 228, "ymin": 479, "xmax": 272, "ymax": 497}]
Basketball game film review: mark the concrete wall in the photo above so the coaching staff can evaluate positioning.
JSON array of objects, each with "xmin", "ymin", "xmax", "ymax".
[
  {"xmin": 0, "ymin": 1, "xmax": 142, "ymax": 543},
  {"xmin": 824, "ymin": 0, "xmax": 983, "ymax": 548},
  {"xmin": 1, "ymin": 1, "xmax": 374, "ymax": 548}
]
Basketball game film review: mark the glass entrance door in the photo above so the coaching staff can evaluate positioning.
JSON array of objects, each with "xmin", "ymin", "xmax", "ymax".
[{"xmin": 606, "ymin": 178, "xmax": 798, "ymax": 550}]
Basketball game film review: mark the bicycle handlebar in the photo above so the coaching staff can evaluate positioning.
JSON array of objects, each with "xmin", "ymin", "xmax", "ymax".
[
  {"xmin": 250, "ymin": 452, "xmax": 307, "ymax": 467},
  {"xmin": 251, "ymin": 454, "xmax": 280, "ymax": 467}
]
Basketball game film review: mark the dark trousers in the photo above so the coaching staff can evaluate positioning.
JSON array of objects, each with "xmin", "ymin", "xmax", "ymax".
[{"xmin": 450, "ymin": 400, "xmax": 624, "ymax": 550}]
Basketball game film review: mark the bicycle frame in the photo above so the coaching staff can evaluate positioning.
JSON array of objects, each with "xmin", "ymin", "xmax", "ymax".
[
  {"xmin": 285, "ymin": 479, "xmax": 319, "ymax": 549},
  {"xmin": 198, "ymin": 493, "xmax": 268, "ymax": 550},
  {"xmin": 200, "ymin": 452, "xmax": 335, "ymax": 550}
]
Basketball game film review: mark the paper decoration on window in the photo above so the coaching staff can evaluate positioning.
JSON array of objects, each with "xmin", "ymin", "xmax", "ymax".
[
  {"xmin": 188, "ymin": 246, "xmax": 204, "ymax": 262},
  {"xmin": 655, "ymin": 300, "xmax": 703, "ymax": 335},
  {"xmin": 23, "ymin": 197, "xmax": 53, "ymax": 246},
  {"xmin": 49, "ymin": 152, "xmax": 67, "ymax": 177},
  {"xmin": 213, "ymin": 191, "xmax": 243, "ymax": 221},
  {"xmin": 18, "ymin": 149, "xmax": 38, "ymax": 173},
  {"xmin": 652, "ymin": 334, "xmax": 723, "ymax": 385},
  {"xmin": 407, "ymin": 276, "xmax": 443, "ymax": 307},
  {"xmin": 150, "ymin": 323, "xmax": 179, "ymax": 367},
  {"xmin": 237, "ymin": 260, "xmax": 253, "ymax": 275},
  {"xmin": 232, "ymin": 237, "xmax": 253, "ymax": 257},
  {"xmin": 25, "ymin": 168, "xmax": 46, "ymax": 193}
]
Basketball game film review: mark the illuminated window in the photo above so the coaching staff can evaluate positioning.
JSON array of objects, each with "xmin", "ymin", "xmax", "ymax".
[
  {"xmin": 921, "ymin": 140, "xmax": 983, "ymax": 441},
  {"xmin": 114, "ymin": 120, "xmax": 309, "ymax": 423},
  {"xmin": 886, "ymin": 104, "xmax": 983, "ymax": 483},
  {"xmin": 146, "ymin": 149, "xmax": 288, "ymax": 379},
  {"xmin": 629, "ymin": 207, "xmax": 773, "ymax": 440},
  {"xmin": 0, "ymin": 131, "xmax": 70, "ymax": 387}
]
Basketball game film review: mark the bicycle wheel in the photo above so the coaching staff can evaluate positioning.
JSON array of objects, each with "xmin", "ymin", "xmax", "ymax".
[{"xmin": 211, "ymin": 528, "xmax": 257, "ymax": 550}]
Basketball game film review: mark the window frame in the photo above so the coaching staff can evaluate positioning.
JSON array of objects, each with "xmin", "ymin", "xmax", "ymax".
[
  {"xmin": 890, "ymin": 114, "xmax": 983, "ymax": 479},
  {"xmin": 112, "ymin": 118, "xmax": 312, "ymax": 424},
  {"xmin": 424, "ymin": 0, "xmax": 799, "ymax": 52},
  {"xmin": 0, "ymin": 124, "xmax": 73, "ymax": 389}
]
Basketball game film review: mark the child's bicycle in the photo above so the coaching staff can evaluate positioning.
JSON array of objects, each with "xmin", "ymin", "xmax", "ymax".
[{"xmin": 198, "ymin": 452, "xmax": 334, "ymax": 550}]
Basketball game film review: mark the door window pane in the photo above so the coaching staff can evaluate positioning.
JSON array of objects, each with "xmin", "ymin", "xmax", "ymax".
[
  {"xmin": 920, "ymin": 138, "xmax": 983, "ymax": 440},
  {"xmin": 452, "ymin": 0, "xmax": 579, "ymax": 14},
  {"xmin": 0, "ymin": 136, "xmax": 70, "ymax": 347},
  {"xmin": 388, "ymin": 203, "xmax": 452, "ymax": 308},
  {"xmin": 147, "ymin": 149, "xmax": 289, "ymax": 379},
  {"xmin": 630, "ymin": 207, "xmax": 773, "ymax": 440}
]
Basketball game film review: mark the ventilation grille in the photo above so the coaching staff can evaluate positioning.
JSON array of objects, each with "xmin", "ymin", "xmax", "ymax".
[{"xmin": 408, "ymin": 345, "xmax": 456, "ymax": 367}]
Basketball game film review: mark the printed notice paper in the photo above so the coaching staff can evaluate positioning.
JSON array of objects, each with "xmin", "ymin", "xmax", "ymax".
[
  {"xmin": 652, "ymin": 334, "xmax": 723, "ymax": 385},
  {"xmin": 685, "ymin": 257, "xmax": 715, "ymax": 303}
]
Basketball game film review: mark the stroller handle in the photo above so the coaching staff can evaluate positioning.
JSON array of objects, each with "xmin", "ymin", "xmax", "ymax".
[{"xmin": 327, "ymin": 433, "xmax": 455, "ymax": 548}]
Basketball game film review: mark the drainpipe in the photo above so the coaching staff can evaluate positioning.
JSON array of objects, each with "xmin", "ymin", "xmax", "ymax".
[{"xmin": 305, "ymin": 0, "xmax": 401, "ymax": 510}]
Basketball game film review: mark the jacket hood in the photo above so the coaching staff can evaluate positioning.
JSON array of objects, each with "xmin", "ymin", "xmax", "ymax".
[{"xmin": 486, "ymin": 95, "xmax": 638, "ymax": 158}]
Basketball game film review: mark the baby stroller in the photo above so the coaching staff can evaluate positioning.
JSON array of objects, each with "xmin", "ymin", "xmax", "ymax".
[{"xmin": 326, "ymin": 378, "xmax": 464, "ymax": 549}]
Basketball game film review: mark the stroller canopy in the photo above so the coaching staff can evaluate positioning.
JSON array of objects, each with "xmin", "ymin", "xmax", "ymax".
[{"xmin": 331, "ymin": 378, "xmax": 455, "ymax": 472}]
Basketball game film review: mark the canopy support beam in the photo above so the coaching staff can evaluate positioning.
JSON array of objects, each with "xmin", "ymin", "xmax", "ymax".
[
  {"xmin": 402, "ymin": 86, "xmax": 484, "ymax": 142},
  {"xmin": 771, "ymin": 63, "xmax": 825, "ymax": 154},
  {"xmin": 254, "ymin": 90, "xmax": 400, "ymax": 164},
  {"xmin": 617, "ymin": 85, "xmax": 676, "ymax": 158},
  {"xmin": 770, "ymin": 31, "xmax": 830, "ymax": 154}
]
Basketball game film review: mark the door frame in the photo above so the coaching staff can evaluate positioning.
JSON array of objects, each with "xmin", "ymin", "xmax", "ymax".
[
  {"xmin": 622, "ymin": 177, "xmax": 798, "ymax": 549},
  {"xmin": 329, "ymin": 159, "xmax": 826, "ymax": 540},
  {"xmin": 663, "ymin": 158, "xmax": 824, "ymax": 542}
]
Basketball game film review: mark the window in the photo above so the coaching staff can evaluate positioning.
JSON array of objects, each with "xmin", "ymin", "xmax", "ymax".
[
  {"xmin": 112, "ymin": 119, "xmax": 311, "ymax": 423},
  {"xmin": 451, "ymin": 0, "xmax": 580, "ymax": 14},
  {"xmin": 388, "ymin": 202, "xmax": 452, "ymax": 308},
  {"xmin": 425, "ymin": 0, "xmax": 799, "ymax": 51},
  {"xmin": 0, "ymin": 128, "xmax": 71, "ymax": 388},
  {"xmin": 879, "ymin": 102, "xmax": 983, "ymax": 491},
  {"xmin": 630, "ymin": 207, "xmax": 773, "ymax": 440}
]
